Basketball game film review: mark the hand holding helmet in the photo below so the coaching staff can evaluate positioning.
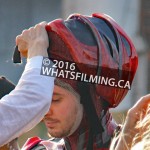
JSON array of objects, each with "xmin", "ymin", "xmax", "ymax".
[
  {"xmin": 15, "ymin": 21, "xmax": 49, "ymax": 59},
  {"xmin": 13, "ymin": 13, "xmax": 138, "ymax": 108}
]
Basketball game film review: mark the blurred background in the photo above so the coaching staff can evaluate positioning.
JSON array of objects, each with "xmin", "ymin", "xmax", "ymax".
[{"xmin": 0, "ymin": 0, "xmax": 149, "ymax": 147}]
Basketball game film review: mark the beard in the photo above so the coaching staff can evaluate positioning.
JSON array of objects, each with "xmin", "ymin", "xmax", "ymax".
[
  {"xmin": 47, "ymin": 120, "xmax": 74, "ymax": 138},
  {"xmin": 45, "ymin": 104, "xmax": 83, "ymax": 138}
]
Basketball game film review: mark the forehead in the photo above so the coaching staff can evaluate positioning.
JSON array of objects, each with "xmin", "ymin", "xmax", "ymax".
[
  {"xmin": 53, "ymin": 85, "xmax": 65, "ymax": 95},
  {"xmin": 54, "ymin": 79, "xmax": 80, "ymax": 99},
  {"xmin": 53, "ymin": 85, "xmax": 72, "ymax": 96},
  {"xmin": 53, "ymin": 85, "xmax": 80, "ymax": 101}
]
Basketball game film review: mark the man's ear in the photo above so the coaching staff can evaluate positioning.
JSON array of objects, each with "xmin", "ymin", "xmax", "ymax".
[{"xmin": 0, "ymin": 76, "xmax": 15, "ymax": 99}]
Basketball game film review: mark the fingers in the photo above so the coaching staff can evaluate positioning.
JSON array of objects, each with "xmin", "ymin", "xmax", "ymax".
[
  {"xmin": 16, "ymin": 28, "xmax": 31, "ymax": 54},
  {"xmin": 133, "ymin": 94, "xmax": 150, "ymax": 111},
  {"xmin": 146, "ymin": 104, "xmax": 150, "ymax": 114},
  {"xmin": 16, "ymin": 21, "xmax": 48, "ymax": 58},
  {"xmin": 32, "ymin": 21, "xmax": 47, "ymax": 35},
  {"xmin": 37, "ymin": 21, "xmax": 47, "ymax": 27},
  {"xmin": 16, "ymin": 22, "xmax": 46, "ymax": 46},
  {"xmin": 16, "ymin": 34, "xmax": 28, "ymax": 56},
  {"xmin": 34, "ymin": 21, "xmax": 48, "ymax": 40},
  {"xmin": 127, "ymin": 94, "xmax": 150, "ymax": 120},
  {"xmin": 119, "ymin": 94, "xmax": 150, "ymax": 143}
]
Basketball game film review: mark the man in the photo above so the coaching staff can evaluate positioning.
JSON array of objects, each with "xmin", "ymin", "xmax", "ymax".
[
  {"xmin": 0, "ymin": 22, "xmax": 55, "ymax": 146},
  {"xmin": 22, "ymin": 13, "xmax": 138, "ymax": 150}
]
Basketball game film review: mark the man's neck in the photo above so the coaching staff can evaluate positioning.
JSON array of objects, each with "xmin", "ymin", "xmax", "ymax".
[{"xmin": 64, "ymin": 110, "xmax": 117, "ymax": 150}]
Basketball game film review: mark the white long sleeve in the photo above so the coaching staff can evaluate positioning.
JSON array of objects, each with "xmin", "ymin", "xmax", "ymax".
[{"xmin": 0, "ymin": 56, "xmax": 54, "ymax": 146}]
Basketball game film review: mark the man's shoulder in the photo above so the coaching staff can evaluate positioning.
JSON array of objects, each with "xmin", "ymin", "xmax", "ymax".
[{"xmin": 22, "ymin": 137, "xmax": 64, "ymax": 150}]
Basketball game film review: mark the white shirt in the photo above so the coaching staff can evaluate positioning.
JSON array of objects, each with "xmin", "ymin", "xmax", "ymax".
[{"xmin": 0, "ymin": 56, "xmax": 54, "ymax": 146}]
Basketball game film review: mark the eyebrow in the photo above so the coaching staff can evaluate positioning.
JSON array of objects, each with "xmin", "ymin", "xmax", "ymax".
[{"xmin": 53, "ymin": 92, "xmax": 64, "ymax": 96}]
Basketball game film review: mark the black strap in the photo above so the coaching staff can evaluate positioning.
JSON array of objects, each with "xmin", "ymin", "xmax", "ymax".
[
  {"xmin": 13, "ymin": 46, "xmax": 21, "ymax": 63},
  {"xmin": 77, "ymin": 82, "xmax": 104, "ymax": 150}
]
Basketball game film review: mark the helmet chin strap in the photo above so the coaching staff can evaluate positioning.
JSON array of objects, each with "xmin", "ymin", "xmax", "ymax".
[{"xmin": 78, "ymin": 82, "xmax": 104, "ymax": 150}]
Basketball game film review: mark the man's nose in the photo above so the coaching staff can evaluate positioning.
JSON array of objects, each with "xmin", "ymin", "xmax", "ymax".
[{"xmin": 46, "ymin": 106, "xmax": 53, "ymax": 116}]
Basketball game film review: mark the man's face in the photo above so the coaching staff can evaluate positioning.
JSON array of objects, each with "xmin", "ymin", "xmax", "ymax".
[{"xmin": 43, "ymin": 85, "xmax": 83, "ymax": 138}]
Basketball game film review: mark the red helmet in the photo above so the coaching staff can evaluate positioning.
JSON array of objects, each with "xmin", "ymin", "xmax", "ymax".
[{"xmin": 45, "ymin": 13, "xmax": 138, "ymax": 108}]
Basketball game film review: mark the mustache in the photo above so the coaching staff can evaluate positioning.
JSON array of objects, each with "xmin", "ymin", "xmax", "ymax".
[{"xmin": 43, "ymin": 117, "xmax": 59, "ymax": 122}]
